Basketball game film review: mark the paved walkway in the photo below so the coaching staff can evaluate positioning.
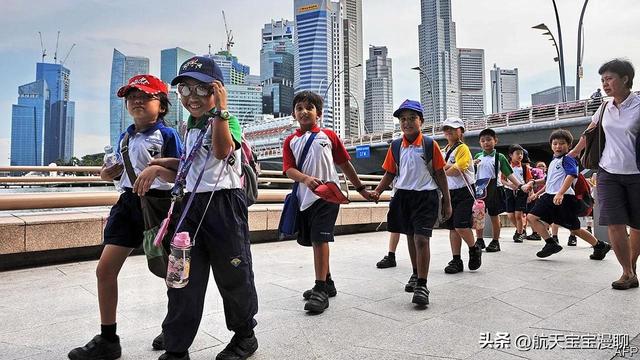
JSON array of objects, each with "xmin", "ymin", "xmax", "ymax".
[{"xmin": 1, "ymin": 228, "xmax": 639, "ymax": 360}]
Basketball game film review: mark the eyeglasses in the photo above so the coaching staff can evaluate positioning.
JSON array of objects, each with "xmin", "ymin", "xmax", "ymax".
[
  {"xmin": 177, "ymin": 83, "xmax": 213, "ymax": 97},
  {"xmin": 125, "ymin": 92, "xmax": 159, "ymax": 102}
]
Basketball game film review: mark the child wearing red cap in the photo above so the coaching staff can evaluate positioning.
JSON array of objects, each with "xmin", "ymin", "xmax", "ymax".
[
  {"xmin": 69, "ymin": 74, "xmax": 182, "ymax": 360},
  {"xmin": 282, "ymin": 90, "xmax": 374, "ymax": 314}
]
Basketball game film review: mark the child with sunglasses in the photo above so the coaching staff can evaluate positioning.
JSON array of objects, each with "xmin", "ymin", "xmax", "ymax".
[{"xmin": 158, "ymin": 56, "xmax": 258, "ymax": 360}]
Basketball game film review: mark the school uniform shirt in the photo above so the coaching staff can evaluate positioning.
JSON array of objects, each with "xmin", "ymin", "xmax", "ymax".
[
  {"xmin": 473, "ymin": 150, "xmax": 513, "ymax": 186},
  {"xmin": 592, "ymin": 92, "xmax": 640, "ymax": 174},
  {"xmin": 184, "ymin": 110, "xmax": 243, "ymax": 193},
  {"xmin": 510, "ymin": 162, "xmax": 532, "ymax": 184},
  {"xmin": 381, "ymin": 133, "xmax": 446, "ymax": 191},
  {"xmin": 545, "ymin": 155, "xmax": 578, "ymax": 195},
  {"xmin": 116, "ymin": 122, "xmax": 182, "ymax": 190},
  {"xmin": 282, "ymin": 125, "xmax": 350, "ymax": 211},
  {"xmin": 442, "ymin": 142, "xmax": 475, "ymax": 190}
]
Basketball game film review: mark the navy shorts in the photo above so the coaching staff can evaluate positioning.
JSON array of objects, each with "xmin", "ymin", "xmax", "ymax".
[
  {"xmin": 297, "ymin": 199, "xmax": 340, "ymax": 246},
  {"xmin": 442, "ymin": 187, "xmax": 474, "ymax": 230},
  {"xmin": 505, "ymin": 189, "xmax": 528, "ymax": 213},
  {"xmin": 525, "ymin": 199, "xmax": 537, "ymax": 214},
  {"xmin": 484, "ymin": 180, "xmax": 506, "ymax": 217},
  {"xmin": 388, "ymin": 189, "xmax": 439, "ymax": 237},
  {"xmin": 529, "ymin": 193, "xmax": 581, "ymax": 230},
  {"xmin": 104, "ymin": 189, "xmax": 145, "ymax": 248},
  {"xmin": 597, "ymin": 169, "xmax": 640, "ymax": 229}
]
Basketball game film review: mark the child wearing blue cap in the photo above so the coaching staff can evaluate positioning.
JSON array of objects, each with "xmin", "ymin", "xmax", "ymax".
[
  {"xmin": 373, "ymin": 99, "xmax": 452, "ymax": 306},
  {"xmin": 158, "ymin": 56, "xmax": 258, "ymax": 360}
]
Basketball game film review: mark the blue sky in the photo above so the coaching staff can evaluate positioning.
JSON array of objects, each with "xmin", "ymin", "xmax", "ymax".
[{"xmin": 1, "ymin": 0, "xmax": 638, "ymax": 165}]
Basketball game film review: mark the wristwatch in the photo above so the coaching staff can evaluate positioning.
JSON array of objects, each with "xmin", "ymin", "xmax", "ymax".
[{"xmin": 214, "ymin": 109, "xmax": 231, "ymax": 121}]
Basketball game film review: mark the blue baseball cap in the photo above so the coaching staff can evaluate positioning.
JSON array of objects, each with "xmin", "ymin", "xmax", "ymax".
[
  {"xmin": 393, "ymin": 99, "xmax": 424, "ymax": 118},
  {"xmin": 171, "ymin": 56, "xmax": 225, "ymax": 86}
]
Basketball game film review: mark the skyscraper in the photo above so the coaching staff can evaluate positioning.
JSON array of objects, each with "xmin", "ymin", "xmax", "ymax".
[
  {"xmin": 294, "ymin": 0, "xmax": 345, "ymax": 136},
  {"xmin": 227, "ymin": 84, "xmax": 263, "ymax": 126},
  {"xmin": 490, "ymin": 64, "xmax": 519, "ymax": 113},
  {"xmin": 342, "ymin": 0, "xmax": 363, "ymax": 138},
  {"xmin": 260, "ymin": 19, "xmax": 295, "ymax": 118},
  {"xmin": 161, "ymin": 47, "xmax": 195, "ymax": 132},
  {"xmin": 109, "ymin": 49, "xmax": 149, "ymax": 147},
  {"xmin": 10, "ymin": 80, "xmax": 49, "ymax": 166},
  {"xmin": 458, "ymin": 48, "xmax": 485, "ymax": 119},
  {"xmin": 160, "ymin": 47, "xmax": 195, "ymax": 84},
  {"xmin": 209, "ymin": 51, "xmax": 251, "ymax": 85},
  {"xmin": 36, "ymin": 62, "xmax": 75, "ymax": 164},
  {"xmin": 364, "ymin": 46, "xmax": 393, "ymax": 134},
  {"xmin": 418, "ymin": 0, "xmax": 459, "ymax": 130}
]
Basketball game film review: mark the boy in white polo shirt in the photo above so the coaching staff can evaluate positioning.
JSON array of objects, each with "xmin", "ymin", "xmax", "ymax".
[
  {"xmin": 282, "ymin": 90, "xmax": 374, "ymax": 314},
  {"xmin": 527, "ymin": 129, "xmax": 611, "ymax": 260},
  {"xmin": 373, "ymin": 100, "xmax": 452, "ymax": 306}
]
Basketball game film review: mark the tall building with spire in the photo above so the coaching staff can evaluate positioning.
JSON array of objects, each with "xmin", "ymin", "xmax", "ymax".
[
  {"xmin": 161, "ymin": 47, "xmax": 195, "ymax": 132},
  {"xmin": 364, "ymin": 46, "xmax": 393, "ymax": 133},
  {"xmin": 109, "ymin": 49, "xmax": 149, "ymax": 147},
  {"xmin": 418, "ymin": 0, "xmax": 459, "ymax": 130}
]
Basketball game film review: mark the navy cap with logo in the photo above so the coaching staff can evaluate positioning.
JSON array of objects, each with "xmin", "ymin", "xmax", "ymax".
[
  {"xmin": 393, "ymin": 99, "xmax": 424, "ymax": 118},
  {"xmin": 171, "ymin": 56, "xmax": 225, "ymax": 86}
]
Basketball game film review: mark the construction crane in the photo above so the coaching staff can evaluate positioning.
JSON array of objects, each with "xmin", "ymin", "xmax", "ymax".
[
  {"xmin": 38, "ymin": 31, "xmax": 47, "ymax": 62},
  {"xmin": 60, "ymin": 43, "xmax": 76, "ymax": 66},
  {"xmin": 222, "ymin": 10, "xmax": 234, "ymax": 53},
  {"xmin": 54, "ymin": 31, "xmax": 60, "ymax": 63}
]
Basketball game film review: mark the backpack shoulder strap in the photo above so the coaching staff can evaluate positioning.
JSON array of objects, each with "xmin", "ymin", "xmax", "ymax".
[
  {"xmin": 422, "ymin": 135, "xmax": 435, "ymax": 176},
  {"xmin": 121, "ymin": 132, "xmax": 137, "ymax": 186},
  {"xmin": 494, "ymin": 151, "xmax": 500, "ymax": 180},
  {"xmin": 391, "ymin": 138, "xmax": 402, "ymax": 176}
]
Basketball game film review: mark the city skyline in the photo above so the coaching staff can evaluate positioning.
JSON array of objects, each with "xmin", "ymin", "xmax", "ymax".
[{"xmin": 1, "ymin": 0, "xmax": 639, "ymax": 164}]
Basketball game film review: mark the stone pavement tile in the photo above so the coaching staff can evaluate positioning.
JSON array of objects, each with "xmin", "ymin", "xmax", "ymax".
[
  {"xmin": 455, "ymin": 271, "xmax": 528, "ymax": 293},
  {"xmin": 0, "ymin": 341, "xmax": 46, "ymax": 360},
  {"xmin": 531, "ymin": 288, "xmax": 640, "ymax": 335},
  {"xmin": 523, "ymin": 272, "xmax": 610, "ymax": 299},
  {"xmin": 466, "ymin": 348, "xmax": 532, "ymax": 359},
  {"xmin": 319, "ymin": 346, "xmax": 445, "ymax": 360},
  {"xmin": 493, "ymin": 287, "xmax": 582, "ymax": 318},
  {"xmin": 254, "ymin": 281, "xmax": 300, "ymax": 303},
  {"xmin": 441, "ymin": 297, "xmax": 542, "ymax": 335},
  {"xmin": 358, "ymin": 317, "xmax": 479, "ymax": 359},
  {"xmin": 497, "ymin": 327, "xmax": 620, "ymax": 360},
  {"xmin": 496, "ymin": 262, "xmax": 563, "ymax": 283}
]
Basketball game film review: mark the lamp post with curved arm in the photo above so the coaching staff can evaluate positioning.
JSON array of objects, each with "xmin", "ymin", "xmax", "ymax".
[
  {"xmin": 321, "ymin": 63, "xmax": 362, "ymax": 99},
  {"xmin": 533, "ymin": 22, "xmax": 566, "ymax": 102},
  {"xmin": 411, "ymin": 66, "xmax": 437, "ymax": 135}
]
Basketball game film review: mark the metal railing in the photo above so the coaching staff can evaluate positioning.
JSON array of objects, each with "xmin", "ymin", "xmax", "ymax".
[{"xmin": 257, "ymin": 95, "xmax": 623, "ymax": 159}]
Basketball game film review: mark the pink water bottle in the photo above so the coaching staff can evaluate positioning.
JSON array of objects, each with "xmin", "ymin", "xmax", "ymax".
[
  {"xmin": 166, "ymin": 232, "xmax": 192, "ymax": 288},
  {"xmin": 472, "ymin": 200, "xmax": 486, "ymax": 230}
]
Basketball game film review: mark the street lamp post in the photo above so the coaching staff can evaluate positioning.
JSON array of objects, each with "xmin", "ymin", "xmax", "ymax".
[
  {"xmin": 551, "ymin": 0, "xmax": 567, "ymax": 102},
  {"xmin": 411, "ymin": 66, "xmax": 437, "ymax": 135},
  {"xmin": 576, "ymin": 0, "xmax": 589, "ymax": 99},
  {"xmin": 322, "ymin": 63, "xmax": 362, "ymax": 100},
  {"xmin": 345, "ymin": 90, "xmax": 365, "ymax": 134},
  {"xmin": 533, "ymin": 23, "xmax": 566, "ymax": 102}
]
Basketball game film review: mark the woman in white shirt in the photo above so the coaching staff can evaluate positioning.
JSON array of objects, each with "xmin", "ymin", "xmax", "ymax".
[{"xmin": 570, "ymin": 59, "xmax": 640, "ymax": 290}]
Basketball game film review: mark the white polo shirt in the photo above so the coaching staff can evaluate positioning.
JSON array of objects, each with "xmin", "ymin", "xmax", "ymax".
[
  {"xmin": 116, "ymin": 122, "xmax": 182, "ymax": 190},
  {"xmin": 442, "ymin": 142, "xmax": 475, "ymax": 190},
  {"xmin": 592, "ymin": 92, "xmax": 640, "ymax": 174},
  {"xmin": 283, "ymin": 126, "xmax": 350, "ymax": 211},
  {"xmin": 545, "ymin": 155, "xmax": 578, "ymax": 195},
  {"xmin": 381, "ymin": 133, "xmax": 445, "ymax": 191}
]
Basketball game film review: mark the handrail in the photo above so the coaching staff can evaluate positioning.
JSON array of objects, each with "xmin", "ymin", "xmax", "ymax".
[{"xmin": 0, "ymin": 166, "xmax": 101, "ymax": 173}]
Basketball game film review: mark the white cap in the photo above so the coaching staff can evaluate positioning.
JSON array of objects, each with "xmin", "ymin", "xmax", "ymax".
[{"xmin": 442, "ymin": 117, "xmax": 465, "ymax": 131}]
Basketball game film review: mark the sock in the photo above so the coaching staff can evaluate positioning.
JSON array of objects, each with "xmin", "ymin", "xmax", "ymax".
[
  {"xmin": 167, "ymin": 351, "xmax": 188, "ymax": 357},
  {"xmin": 100, "ymin": 323, "xmax": 117, "ymax": 342},
  {"xmin": 552, "ymin": 235, "xmax": 558, "ymax": 240},
  {"xmin": 453, "ymin": 254, "xmax": 461, "ymax": 260},
  {"xmin": 387, "ymin": 251, "xmax": 396, "ymax": 259},
  {"xmin": 476, "ymin": 237, "xmax": 483, "ymax": 242},
  {"xmin": 544, "ymin": 237, "xmax": 556, "ymax": 244},
  {"xmin": 416, "ymin": 278, "xmax": 427, "ymax": 287},
  {"xmin": 314, "ymin": 280, "xmax": 327, "ymax": 293},
  {"xmin": 412, "ymin": 268, "xmax": 418, "ymax": 275},
  {"xmin": 325, "ymin": 272, "xmax": 332, "ymax": 282},
  {"xmin": 236, "ymin": 329, "xmax": 255, "ymax": 338}
]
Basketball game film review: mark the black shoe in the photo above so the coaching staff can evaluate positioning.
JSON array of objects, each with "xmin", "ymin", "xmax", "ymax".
[
  {"xmin": 525, "ymin": 232, "xmax": 542, "ymax": 241},
  {"xmin": 68, "ymin": 335, "xmax": 121, "ymax": 360},
  {"xmin": 302, "ymin": 280, "xmax": 336, "ymax": 300},
  {"xmin": 468, "ymin": 246, "xmax": 482, "ymax": 271},
  {"xmin": 567, "ymin": 235, "xmax": 577, "ymax": 246},
  {"xmin": 444, "ymin": 258, "xmax": 463, "ymax": 274},
  {"xmin": 153, "ymin": 332, "xmax": 165, "ymax": 351},
  {"xmin": 216, "ymin": 333, "xmax": 258, "ymax": 360},
  {"xmin": 159, "ymin": 352, "xmax": 190, "ymax": 360},
  {"xmin": 513, "ymin": 231, "xmax": 522, "ymax": 242},
  {"xmin": 485, "ymin": 240, "xmax": 501, "ymax": 252},
  {"xmin": 405, "ymin": 273, "xmax": 417, "ymax": 292},
  {"xmin": 590, "ymin": 241, "xmax": 611, "ymax": 260},
  {"xmin": 537, "ymin": 240, "xmax": 563, "ymax": 258},
  {"xmin": 376, "ymin": 255, "xmax": 397, "ymax": 268},
  {"xmin": 304, "ymin": 289, "xmax": 329, "ymax": 313},
  {"xmin": 476, "ymin": 238, "xmax": 486, "ymax": 249},
  {"xmin": 412, "ymin": 285, "xmax": 430, "ymax": 306},
  {"xmin": 552, "ymin": 235, "xmax": 559, "ymax": 242}
]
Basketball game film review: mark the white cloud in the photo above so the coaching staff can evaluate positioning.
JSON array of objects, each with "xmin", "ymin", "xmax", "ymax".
[{"xmin": 74, "ymin": 133, "xmax": 109, "ymax": 158}]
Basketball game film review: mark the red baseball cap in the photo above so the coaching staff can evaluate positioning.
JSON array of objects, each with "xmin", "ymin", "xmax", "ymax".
[
  {"xmin": 117, "ymin": 74, "xmax": 168, "ymax": 98},
  {"xmin": 313, "ymin": 182, "xmax": 350, "ymax": 204}
]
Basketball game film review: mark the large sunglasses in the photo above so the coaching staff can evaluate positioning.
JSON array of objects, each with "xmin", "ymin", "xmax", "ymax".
[{"xmin": 177, "ymin": 83, "xmax": 213, "ymax": 97}]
